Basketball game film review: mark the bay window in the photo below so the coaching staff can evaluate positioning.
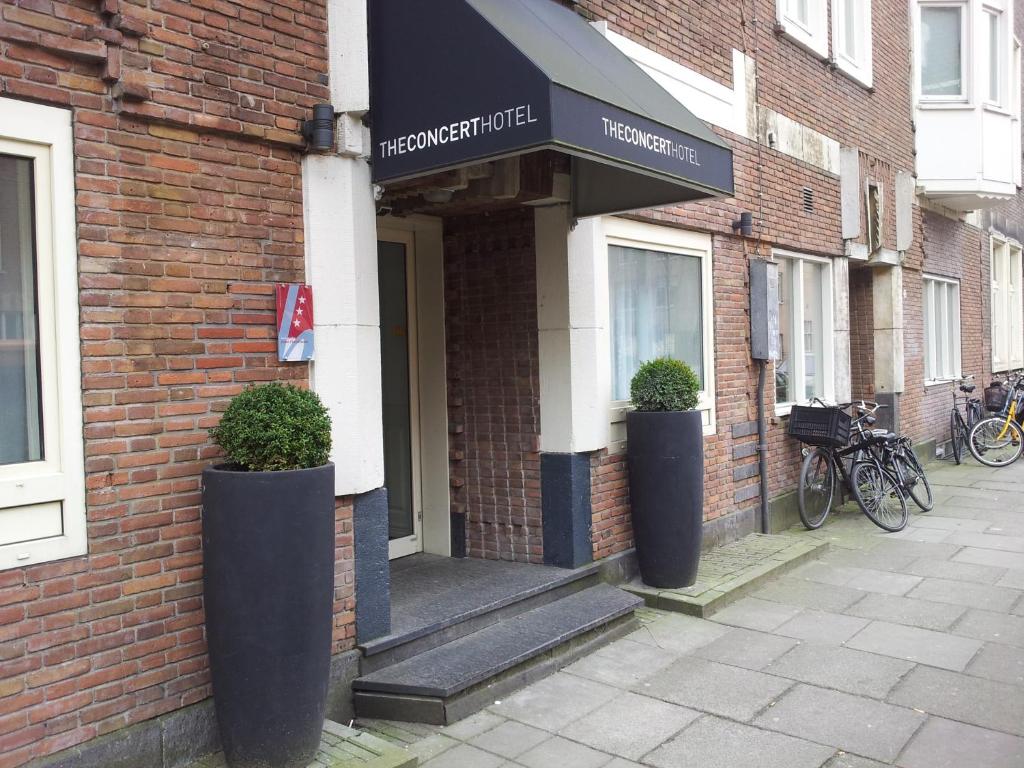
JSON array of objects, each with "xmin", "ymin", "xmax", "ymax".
[
  {"xmin": 606, "ymin": 219, "xmax": 715, "ymax": 436},
  {"xmin": 774, "ymin": 251, "xmax": 835, "ymax": 413},
  {"xmin": 920, "ymin": 4, "xmax": 967, "ymax": 99},
  {"xmin": 0, "ymin": 98, "xmax": 85, "ymax": 571},
  {"xmin": 991, "ymin": 236, "xmax": 1024, "ymax": 372},
  {"xmin": 923, "ymin": 275, "xmax": 962, "ymax": 382}
]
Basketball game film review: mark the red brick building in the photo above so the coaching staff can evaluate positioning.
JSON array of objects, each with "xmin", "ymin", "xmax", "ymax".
[{"xmin": 0, "ymin": 0, "xmax": 1021, "ymax": 765}]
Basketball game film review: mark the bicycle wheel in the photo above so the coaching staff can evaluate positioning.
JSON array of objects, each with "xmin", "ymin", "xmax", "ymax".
[
  {"xmin": 850, "ymin": 461, "xmax": 909, "ymax": 532},
  {"xmin": 895, "ymin": 449, "xmax": 934, "ymax": 511},
  {"xmin": 798, "ymin": 447, "xmax": 835, "ymax": 529},
  {"xmin": 949, "ymin": 410, "xmax": 963, "ymax": 465},
  {"xmin": 968, "ymin": 417, "xmax": 1024, "ymax": 467}
]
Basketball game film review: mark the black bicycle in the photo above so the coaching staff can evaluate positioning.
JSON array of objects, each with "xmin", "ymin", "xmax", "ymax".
[
  {"xmin": 792, "ymin": 400, "xmax": 910, "ymax": 533},
  {"xmin": 948, "ymin": 375, "xmax": 983, "ymax": 464},
  {"xmin": 873, "ymin": 431, "xmax": 933, "ymax": 511}
]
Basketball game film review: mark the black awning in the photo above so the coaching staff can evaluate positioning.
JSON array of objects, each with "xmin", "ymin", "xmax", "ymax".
[{"xmin": 369, "ymin": 0, "xmax": 734, "ymax": 217}]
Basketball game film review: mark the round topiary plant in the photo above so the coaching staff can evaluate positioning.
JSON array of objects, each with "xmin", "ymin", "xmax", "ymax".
[
  {"xmin": 211, "ymin": 383, "xmax": 332, "ymax": 471},
  {"xmin": 629, "ymin": 357, "xmax": 700, "ymax": 412}
]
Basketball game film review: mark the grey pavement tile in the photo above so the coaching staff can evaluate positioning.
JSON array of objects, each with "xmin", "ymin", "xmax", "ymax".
[
  {"xmin": 559, "ymin": 692, "xmax": 699, "ymax": 761},
  {"xmin": 625, "ymin": 612, "xmax": 730, "ymax": 654},
  {"xmin": 910, "ymin": 516, "xmax": 993, "ymax": 532},
  {"xmin": 897, "ymin": 717, "xmax": 1024, "ymax": 768},
  {"xmin": 845, "ymin": 569, "xmax": 923, "ymax": 596},
  {"xmin": 824, "ymin": 755, "xmax": 890, "ymax": 768},
  {"xmin": 944, "ymin": 531, "xmax": 1024, "ymax": 552},
  {"xmin": 907, "ymin": 577, "xmax": 1022, "ymax": 612},
  {"xmin": 965, "ymin": 642, "xmax": 1024, "ymax": 686},
  {"xmin": 754, "ymin": 683, "xmax": 924, "ymax": 762},
  {"xmin": 643, "ymin": 714, "xmax": 834, "ymax": 768},
  {"xmin": 1002, "ymin": 569, "xmax": 1024, "ymax": 589},
  {"xmin": 879, "ymin": 526, "xmax": 952, "ymax": 543},
  {"xmin": 843, "ymin": 592, "xmax": 968, "ymax": 632},
  {"xmin": 636, "ymin": 656, "xmax": 793, "ymax": 722},
  {"xmin": 489, "ymin": 673, "xmax": 617, "ymax": 732},
  {"xmin": 765, "ymin": 642, "xmax": 914, "ymax": 699},
  {"xmin": 421, "ymin": 744, "xmax": 507, "ymax": 768},
  {"xmin": 441, "ymin": 711, "xmax": 507, "ymax": 741},
  {"xmin": 787, "ymin": 561, "xmax": 863, "ymax": 586},
  {"xmin": 952, "ymin": 608, "xmax": 1024, "ymax": 648},
  {"xmin": 565, "ymin": 640, "xmax": 677, "ymax": 689},
  {"xmin": 516, "ymin": 737, "xmax": 612, "ymax": 768},
  {"xmin": 468, "ymin": 721, "xmax": 550, "ymax": 759},
  {"xmin": 953, "ymin": 546, "xmax": 1024, "ymax": 570},
  {"xmin": 692, "ymin": 626, "xmax": 799, "ymax": 670},
  {"xmin": 902, "ymin": 557, "xmax": 1007, "ymax": 585},
  {"xmin": 408, "ymin": 734, "xmax": 459, "ymax": 762},
  {"xmin": 846, "ymin": 620, "xmax": 982, "ymax": 671},
  {"xmin": 707, "ymin": 597, "xmax": 803, "ymax": 632},
  {"xmin": 866, "ymin": 540, "xmax": 962, "ymax": 561},
  {"xmin": 773, "ymin": 609, "xmax": 871, "ymax": 645},
  {"xmin": 603, "ymin": 760, "xmax": 644, "ymax": 768},
  {"xmin": 891, "ymin": 666, "xmax": 1024, "ymax": 736},
  {"xmin": 753, "ymin": 578, "xmax": 865, "ymax": 613},
  {"xmin": 821, "ymin": 548, "xmax": 918, "ymax": 573}
]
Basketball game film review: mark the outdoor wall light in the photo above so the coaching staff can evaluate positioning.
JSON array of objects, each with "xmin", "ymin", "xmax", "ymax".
[
  {"xmin": 732, "ymin": 211, "xmax": 754, "ymax": 237},
  {"xmin": 302, "ymin": 103, "xmax": 336, "ymax": 152},
  {"xmin": 423, "ymin": 188, "xmax": 455, "ymax": 204}
]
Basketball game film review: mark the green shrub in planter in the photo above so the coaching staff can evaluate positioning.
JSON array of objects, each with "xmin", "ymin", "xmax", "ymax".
[
  {"xmin": 629, "ymin": 357, "xmax": 700, "ymax": 412},
  {"xmin": 210, "ymin": 383, "xmax": 331, "ymax": 471}
]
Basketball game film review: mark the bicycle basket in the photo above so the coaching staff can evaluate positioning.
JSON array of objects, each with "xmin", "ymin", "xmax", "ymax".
[
  {"xmin": 787, "ymin": 405, "xmax": 851, "ymax": 448},
  {"xmin": 985, "ymin": 384, "xmax": 1008, "ymax": 411}
]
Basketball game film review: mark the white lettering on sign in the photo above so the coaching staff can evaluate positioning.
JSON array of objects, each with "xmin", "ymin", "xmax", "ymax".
[
  {"xmin": 600, "ymin": 118, "xmax": 701, "ymax": 167},
  {"xmin": 378, "ymin": 104, "xmax": 539, "ymax": 159}
]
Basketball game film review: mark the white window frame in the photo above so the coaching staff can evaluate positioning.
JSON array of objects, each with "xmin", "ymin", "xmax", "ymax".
[
  {"xmin": 0, "ymin": 97, "xmax": 85, "ymax": 571},
  {"xmin": 991, "ymin": 235, "xmax": 1024, "ymax": 372},
  {"xmin": 773, "ymin": 250, "xmax": 836, "ymax": 416},
  {"xmin": 832, "ymin": 0, "xmax": 874, "ymax": 87},
  {"xmin": 984, "ymin": 5, "xmax": 1005, "ymax": 107},
  {"xmin": 923, "ymin": 274, "xmax": 962, "ymax": 383},
  {"xmin": 777, "ymin": 0, "xmax": 829, "ymax": 59},
  {"xmin": 604, "ymin": 218, "xmax": 716, "ymax": 438},
  {"xmin": 917, "ymin": 1, "xmax": 971, "ymax": 103}
]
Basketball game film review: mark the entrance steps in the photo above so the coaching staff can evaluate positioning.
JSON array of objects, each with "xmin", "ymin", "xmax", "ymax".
[{"xmin": 352, "ymin": 557, "xmax": 641, "ymax": 725}]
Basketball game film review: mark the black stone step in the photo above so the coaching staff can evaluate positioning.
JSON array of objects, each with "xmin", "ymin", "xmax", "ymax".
[
  {"xmin": 353, "ymin": 584, "xmax": 642, "ymax": 724},
  {"xmin": 359, "ymin": 558, "xmax": 602, "ymax": 672}
]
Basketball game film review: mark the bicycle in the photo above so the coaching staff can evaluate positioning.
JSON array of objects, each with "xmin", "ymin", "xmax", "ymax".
[
  {"xmin": 873, "ymin": 431, "xmax": 933, "ymax": 512},
  {"xmin": 948, "ymin": 375, "xmax": 983, "ymax": 465},
  {"xmin": 968, "ymin": 374, "xmax": 1024, "ymax": 467},
  {"xmin": 793, "ymin": 400, "xmax": 910, "ymax": 533}
]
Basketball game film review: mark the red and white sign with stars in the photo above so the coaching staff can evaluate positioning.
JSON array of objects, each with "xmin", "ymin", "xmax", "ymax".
[{"xmin": 275, "ymin": 284, "xmax": 315, "ymax": 362}]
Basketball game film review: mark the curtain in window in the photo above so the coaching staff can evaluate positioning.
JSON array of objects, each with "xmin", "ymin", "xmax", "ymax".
[
  {"xmin": 0, "ymin": 154, "xmax": 42, "ymax": 465},
  {"xmin": 921, "ymin": 6, "xmax": 963, "ymax": 96},
  {"xmin": 608, "ymin": 246, "xmax": 702, "ymax": 401}
]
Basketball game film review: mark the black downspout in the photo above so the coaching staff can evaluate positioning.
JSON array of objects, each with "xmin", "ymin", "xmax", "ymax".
[{"xmin": 757, "ymin": 359, "xmax": 770, "ymax": 534}]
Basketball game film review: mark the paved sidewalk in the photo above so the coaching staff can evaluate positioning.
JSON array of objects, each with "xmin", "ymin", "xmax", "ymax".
[{"xmin": 364, "ymin": 457, "xmax": 1024, "ymax": 767}]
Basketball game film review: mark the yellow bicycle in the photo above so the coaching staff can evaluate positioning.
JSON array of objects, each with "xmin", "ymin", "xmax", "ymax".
[{"xmin": 968, "ymin": 375, "xmax": 1024, "ymax": 467}]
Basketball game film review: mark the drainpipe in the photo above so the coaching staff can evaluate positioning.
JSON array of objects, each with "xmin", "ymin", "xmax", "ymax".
[{"xmin": 757, "ymin": 359, "xmax": 770, "ymax": 533}]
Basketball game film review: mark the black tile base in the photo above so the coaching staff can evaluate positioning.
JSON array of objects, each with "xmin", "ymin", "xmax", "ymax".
[{"xmin": 541, "ymin": 452, "xmax": 593, "ymax": 569}]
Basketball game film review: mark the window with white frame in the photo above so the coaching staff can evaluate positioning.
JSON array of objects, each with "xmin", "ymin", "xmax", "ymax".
[
  {"xmin": 923, "ymin": 275, "xmax": 962, "ymax": 381},
  {"xmin": 986, "ymin": 7, "xmax": 1004, "ymax": 105},
  {"xmin": 991, "ymin": 236, "xmax": 1024, "ymax": 372},
  {"xmin": 605, "ymin": 218, "xmax": 716, "ymax": 435},
  {"xmin": 0, "ymin": 97, "xmax": 85, "ymax": 571},
  {"xmin": 833, "ymin": 0, "xmax": 873, "ymax": 86},
  {"xmin": 777, "ymin": 0, "xmax": 829, "ymax": 58},
  {"xmin": 774, "ymin": 252, "xmax": 835, "ymax": 413},
  {"xmin": 919, "ymin": 3, "xmax": 968, "ymax": 100}
]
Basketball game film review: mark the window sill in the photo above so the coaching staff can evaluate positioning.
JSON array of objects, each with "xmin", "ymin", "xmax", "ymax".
[
  {"xmin": 924, "ymin": 378, "xmax": 959, "ymax": 389},
  {"xmin": 983, "ymin": 103, "xmax": 1013, "ymax": 117},
  {"xmin": 834, "ymin": 60, "xmax": 873, "ymax": 91},
  {"xmin": 774, "ymin": 22, "xmax": 829, "ymax": 61},
  {"xmin": 917, "ymin": 100, "xmax": 973, "ymax": 110}
]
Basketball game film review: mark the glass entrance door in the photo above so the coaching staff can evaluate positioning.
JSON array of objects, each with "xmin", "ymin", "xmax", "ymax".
[{"xmin": 378, "ymin": 237, "xmax": 422, "ymax": 559}]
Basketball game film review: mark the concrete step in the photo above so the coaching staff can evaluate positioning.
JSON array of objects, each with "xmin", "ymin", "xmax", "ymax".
[
  {"xmin": 359, "ymin": 560, "xmax": 602, "ymax": 673},
  {"xmin": 623, "ymin": 532, "xmax": 829, "ymax": 617},
  {"xmin": 353, "ymin": 583, "xmax": 642, "ymax": 725}
]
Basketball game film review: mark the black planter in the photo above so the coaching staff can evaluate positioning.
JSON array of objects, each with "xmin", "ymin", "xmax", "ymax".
[
  {"xmin": 202, "ymin": 463, "xmax": 336, "ymax": 768},
  {"xmin": 627, "ymin": 411, "xmax": 704, "ymax": 588}
]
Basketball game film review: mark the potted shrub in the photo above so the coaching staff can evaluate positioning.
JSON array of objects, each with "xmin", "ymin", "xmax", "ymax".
[
  {"xmin": 626, "ymin": 357, "xmax": 704, "ymax": 588},
  {"xmin": 202, "ymin": 383, "xmax": 335, "ymax": 768}
]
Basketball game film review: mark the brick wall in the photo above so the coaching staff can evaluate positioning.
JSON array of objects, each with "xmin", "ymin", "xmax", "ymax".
[
  {"xmin": 0, "ymin": 2, "xmax": 335, "ymax": 766},
  {"xmin": 444, "ymin": 210, "xmax": 544, "ymax": 564}
]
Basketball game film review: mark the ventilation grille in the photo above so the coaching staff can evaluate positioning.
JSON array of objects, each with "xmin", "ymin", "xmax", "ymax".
[{"xmin": 802, "ymin": 187, "xmax": 814, "ymax": 213}]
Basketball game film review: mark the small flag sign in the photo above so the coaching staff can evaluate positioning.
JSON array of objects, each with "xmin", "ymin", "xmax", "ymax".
[{"xmin": 276, "ymin": 284, "xmax": 315, "ymax": 362}]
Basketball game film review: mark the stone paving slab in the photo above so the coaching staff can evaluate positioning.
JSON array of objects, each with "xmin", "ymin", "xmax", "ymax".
[
  {"xmin": 890, "ymin": 666, "xmax": 1024, "ymax": 737},
  {"xmin": 897, "ymin": 717, "xmax": 1024, "ymax": 768},
  {"xmin": 188, "ymin": 721, "xmax": 417, "ymax": 768},
  {"xmin": 623, "ymin": 533, "xmax": 827, "ymax": 617}
]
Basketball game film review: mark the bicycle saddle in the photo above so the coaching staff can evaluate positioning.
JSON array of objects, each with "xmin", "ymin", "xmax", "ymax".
[
  {"xmin": 960, "ymin": 384, "xmax": 976, "ymax": 393},
  {"xmin": 871, "ymin": 428, "xmax": 899, "ymax": 442}
]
